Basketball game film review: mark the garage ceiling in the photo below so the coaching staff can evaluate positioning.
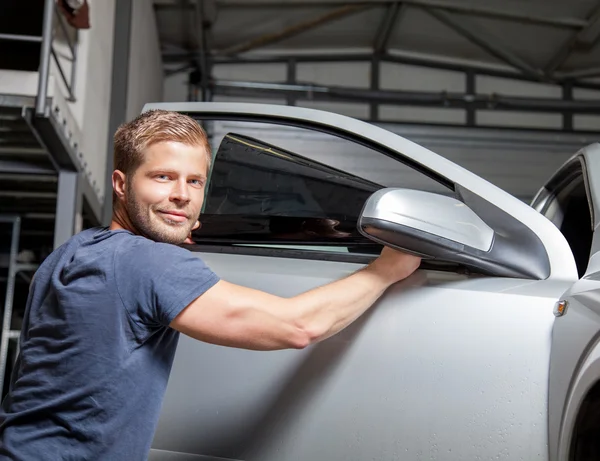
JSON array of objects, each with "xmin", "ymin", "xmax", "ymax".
[{"xmin": 154, "ymin": 0, "xmax": 600, "ymax": 82}]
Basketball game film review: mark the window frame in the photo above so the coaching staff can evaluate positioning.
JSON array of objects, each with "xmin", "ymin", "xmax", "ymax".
[{"xmin": 146, "ymin": 102, "xmax": 577, "ymax": 281}]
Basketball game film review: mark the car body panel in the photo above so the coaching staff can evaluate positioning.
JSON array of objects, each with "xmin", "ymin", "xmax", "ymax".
[
  {"xmin": 150, "ymin": 252, "xmax": 571, "ymax": 461},
  {"xmin": 137, "ymin": 103, "xmax": 600, "ymax": 460},
  {"xmin": 545, "ymin": 143, "xmax": 600, "ymax": 461}
]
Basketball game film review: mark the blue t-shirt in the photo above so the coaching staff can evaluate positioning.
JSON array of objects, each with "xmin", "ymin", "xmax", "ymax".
[{"xmin": 0, "ymin": 227, "xmax": 219, "ymax": 460}]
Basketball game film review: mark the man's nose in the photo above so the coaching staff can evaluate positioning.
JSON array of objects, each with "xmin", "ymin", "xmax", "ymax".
[{"xmin": 170, "ymin": 180, "xmax": 190, "ymax": 203}]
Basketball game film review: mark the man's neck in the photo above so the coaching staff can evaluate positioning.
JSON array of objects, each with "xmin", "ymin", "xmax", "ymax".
[{"xmin": 110, "ymin": 207, "xmax": 138, "ymax": 235}]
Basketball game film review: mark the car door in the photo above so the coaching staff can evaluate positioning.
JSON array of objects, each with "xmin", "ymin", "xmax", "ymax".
[
  {"xmin": 533, "ymin": 143, "xmax": 600, "ymax": 461},
  {"xmin": 145, "ymin": 103, "xmax": 579, "ymax": 461}
]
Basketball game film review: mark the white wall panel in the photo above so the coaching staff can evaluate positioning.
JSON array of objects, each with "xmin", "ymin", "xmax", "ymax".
[
  {"xmin": 380, "ymin": 63, "xmax": 465, "ymax": 92},
  {"xmin": 213, "ymin": 63, "xmax": 287, "ymax": 82},
  {"xmin": 477, "ymin": 111, "xmax": 563, "ymax": 130},
  {"xmin": 573, "ymin": 87, "xmax": 600, "ymax": 99},
  {"xmin": 126, "ymin": 0, "xmax": 164, "ymax": 121},
  {"xmin": 574, "ymin": 116, "xmax": 600, "ymax": 132},
  {"xmin": 164, "ymin": 73, "xmax": 188, "ymax": 102},
  {"xmin": 296, "ymin": 62, "xmax": 370, "ymax": 88},
  {"xmin": 379, "ymin": 106, "xmax": 465, "ymax": 124}
]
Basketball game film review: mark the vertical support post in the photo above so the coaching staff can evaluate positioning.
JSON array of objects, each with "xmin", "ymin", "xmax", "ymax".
[
  {"xmin": 54, "ymin": 171, "xmax": 80, "ymax": 249},
  {"xmin": 195, "ymin": 0, "xmax": 211, "ymax": 102},
  {"xmin": 466, "ymin": 70, "xmax": 476, "ymax": 127},
  {"xmin": 370, "ymin": 56, "xmax": 380, "ymax": 121},
  {"xmin": 36, "ymin": 0, "xmax": 55, "ymax": 115},
  {"xmin": 563, "ymin": 81, "xmax": 574, "ymax": 132},
  {"xmin": 287, "ymin": 59, "xmax": 297, "ymax": 106},
  {"xmin": 69, "ymin": 30, "xmax": 79, "ymax": 102},
  {"xmin": 0, "ymin": 217, "xmax": 20, "ymax": 395},
  {"xmin": 103, "ymin": 0, "xmax": 133, "ymax": 225}
]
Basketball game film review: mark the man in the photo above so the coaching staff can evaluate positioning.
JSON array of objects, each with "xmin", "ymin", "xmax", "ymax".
[{"xmin": 0, "ymin": 110, "xmax": 420, "ymax": 459}]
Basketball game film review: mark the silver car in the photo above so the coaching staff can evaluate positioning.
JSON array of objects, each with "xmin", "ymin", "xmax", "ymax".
[{"xmin": 144, "ymin": 103, "xmax": 599, "ymax": 461}]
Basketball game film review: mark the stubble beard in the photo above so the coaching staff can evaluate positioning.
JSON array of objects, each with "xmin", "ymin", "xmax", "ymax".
[{"xmin": 126, "ymin": 188, "xmax": 193, "ymax": 244}]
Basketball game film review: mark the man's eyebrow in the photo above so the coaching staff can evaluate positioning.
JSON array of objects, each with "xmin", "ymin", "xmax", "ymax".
[{"xmin": 146, "ymin": 169, "xmax": 206, "ymax": 179}]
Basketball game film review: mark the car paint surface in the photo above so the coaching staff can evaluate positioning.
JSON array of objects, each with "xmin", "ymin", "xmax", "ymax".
[
  {"xmin": 545, "ymin": 144, "xmax": 600, "ymax": 461},
  {"xmin": 150, "ymin": 252, "xmax": 572, "ymax": 461}
]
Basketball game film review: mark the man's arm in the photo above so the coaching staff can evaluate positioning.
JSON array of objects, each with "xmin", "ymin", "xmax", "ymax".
[{"xmin": 170, "ymin": 247, "xmax": 420, "ymax": 351}]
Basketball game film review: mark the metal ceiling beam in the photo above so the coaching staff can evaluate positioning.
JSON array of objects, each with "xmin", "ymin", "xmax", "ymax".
[
  {"xmin": 103, "ymin": 0, "xmax": 132, "ymax": 225},
  {"xmin": 0, "ymin": 159, "xmax": 56, "ymax": 175},
  {"xmin": 164, "ymin": 51, "xmax": 374, "ymax": 63},
  {"xmin": 162, "ymin": 50, "xmax": 600, "ymax": 90},
  {"xmin": 214, "ymin": 0, "xmax": 587, "ymax": 29},
  {"xmin": 545, "ymin": 3, "xmax": 600, "ymax": 75},
  {"xmin": 373, "ymin": 2, "xmax": 405, "ymax": 55},
  {"xmin": 425, "ymin": 8, "xmax": 546, "ymax": 82},
  {"xmin": 218, "ymin": 4, "xmax": 372, "ymax": 55},
  {"xmin": 194, "ymin": 0, "xmax": 211, "ymax": 100},
  {"xmin": 0, "ymin": 147, "xmax": 46, "ymax": 155},
  {"xmin": 180, "ymin": 0, "xmax": 192, "ymax": 50}
]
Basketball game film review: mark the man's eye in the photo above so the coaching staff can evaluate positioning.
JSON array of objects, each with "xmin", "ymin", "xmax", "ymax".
[
  {"xmin": 189, "ymin": 179, "xmax": 204, "ymax": 186},
  {"xmin": 156, "ymin": 175, "xmax": 170, "ymax": 181}
]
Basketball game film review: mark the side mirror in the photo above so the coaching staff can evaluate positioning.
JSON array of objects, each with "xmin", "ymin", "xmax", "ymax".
[{"xmin": 357, "ymin": 188, "xmax": 494, "ymax": 261}]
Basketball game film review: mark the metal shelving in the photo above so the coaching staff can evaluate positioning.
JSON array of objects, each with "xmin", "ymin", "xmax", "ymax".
[{"xmin": 0, "ymin": 216, "xmax": 41, "ymax": 395}]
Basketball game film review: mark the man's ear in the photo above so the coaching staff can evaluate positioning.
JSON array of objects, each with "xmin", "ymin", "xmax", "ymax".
[{"xmin": 112, "ymin": 170, "xmax": 127, "ymax": 200}]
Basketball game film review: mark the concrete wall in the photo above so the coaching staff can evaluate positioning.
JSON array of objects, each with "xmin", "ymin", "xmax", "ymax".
[{"xmin": 126, "ymin": 0, "xmax": 164, "ymax": 121}]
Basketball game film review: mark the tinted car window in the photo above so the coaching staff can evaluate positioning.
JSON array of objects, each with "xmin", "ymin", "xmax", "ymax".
[
  {"xmin": 195, "ymin": 133, "xmax": 380, "ymax": 252},
  {"xmin": 191, "ymin": 120, "xmax": 449, "ymax": 258}
]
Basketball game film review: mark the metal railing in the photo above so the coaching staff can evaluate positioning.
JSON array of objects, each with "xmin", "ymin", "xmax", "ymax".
[{"xmin": 0, "ymin": 0, "xmax": 79, "ymax": 111}]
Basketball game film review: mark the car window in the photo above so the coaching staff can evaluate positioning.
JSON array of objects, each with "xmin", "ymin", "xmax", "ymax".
[
  {"xmin": 533, "ymin": 159, "xmax": 593, "ymax": 278},
  {"xmin": 191, "ymin": 119, "xmax": 451, "ymax": 260}
]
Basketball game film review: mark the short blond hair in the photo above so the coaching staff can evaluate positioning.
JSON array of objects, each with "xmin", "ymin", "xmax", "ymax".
[{"xmin": 112, "ymin": 109, "xmax": 211, "ymax": 203}]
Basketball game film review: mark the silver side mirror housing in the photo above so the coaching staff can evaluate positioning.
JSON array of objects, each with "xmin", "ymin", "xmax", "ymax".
[
  {"xmin": 358, "ymin": 188, "xmax": 494, "ymax": 259},
  {"xmin": 358, "ymin": 188, "xmax": 551, "ymax": 279}
]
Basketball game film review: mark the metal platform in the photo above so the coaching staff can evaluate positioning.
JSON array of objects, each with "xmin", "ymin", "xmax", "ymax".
[{"xmin": 0, "ymin": 94, "xmax": 100, "ymax": 253}]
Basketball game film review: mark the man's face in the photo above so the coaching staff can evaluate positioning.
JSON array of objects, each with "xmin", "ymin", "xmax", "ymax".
[{"xmin": 124, "ymin": 141, "xmax": 209, "ymax": 244}]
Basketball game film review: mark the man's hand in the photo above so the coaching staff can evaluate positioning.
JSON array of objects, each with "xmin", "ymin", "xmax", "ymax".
[
  {"xmin": 183, "ymin": 220, "xmax": 201, "ymax": 244},
  {"xmin": 367, "ymin": 246, "xmax": 421, "ymax": 286}
]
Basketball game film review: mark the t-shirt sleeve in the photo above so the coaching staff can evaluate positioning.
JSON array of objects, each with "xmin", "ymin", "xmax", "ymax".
[{"xmin": 114, "ymin": 238, "xmax": 220, "ymax": 327}]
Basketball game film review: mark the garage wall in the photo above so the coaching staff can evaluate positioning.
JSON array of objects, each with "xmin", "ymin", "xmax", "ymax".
[
  {"xmin": 165, "ymin": 61, "xmax": 600, "ymax": 132},
  {"xmin": 126, "ymin": 0, "xmax": 164, "ymax": 121}
]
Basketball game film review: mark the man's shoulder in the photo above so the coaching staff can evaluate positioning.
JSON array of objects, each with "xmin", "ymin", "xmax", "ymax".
[{"xmin": 114, "ymin": 234, "xmax": 198, "ymax": 274}]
